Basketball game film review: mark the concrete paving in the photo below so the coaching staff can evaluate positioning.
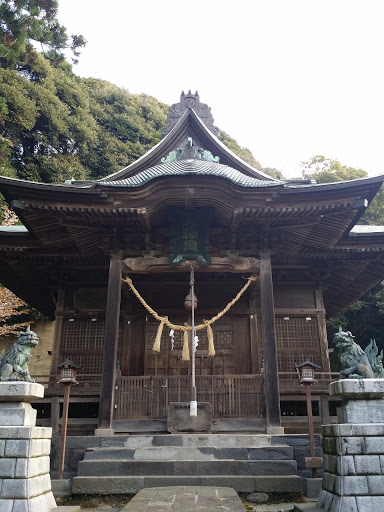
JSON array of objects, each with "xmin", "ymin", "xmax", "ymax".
[{"xmin": 118, "ymin": 486, "xmax": 244, "ymax": 512}]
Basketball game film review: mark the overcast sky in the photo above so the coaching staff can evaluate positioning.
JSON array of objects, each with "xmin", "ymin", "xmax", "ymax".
[{"xmin": 59, "ymin": 0, "xmax": 384, "ymax": 178}]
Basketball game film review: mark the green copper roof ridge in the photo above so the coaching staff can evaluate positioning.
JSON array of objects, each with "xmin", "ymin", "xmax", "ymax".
[{"xmin": 98, "ymin": 159, "xmax": 285, "ymax": 189}]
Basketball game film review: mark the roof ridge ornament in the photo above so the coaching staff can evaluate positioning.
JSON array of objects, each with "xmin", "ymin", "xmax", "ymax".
[
  {"xmin": 161, "ymin": 91, "xmax": 220, "ymax": 137},
  {"xmin": 161, "ymin": 137, "xmax": 220, "ymax": 164}
]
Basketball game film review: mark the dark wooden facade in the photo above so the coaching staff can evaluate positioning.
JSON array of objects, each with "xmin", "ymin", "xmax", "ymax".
[{"xmin": 1, "ymin": 91, "xmax": 384, "ymax": 432}]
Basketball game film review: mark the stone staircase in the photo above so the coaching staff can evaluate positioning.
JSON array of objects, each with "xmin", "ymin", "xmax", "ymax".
[{"xmin": 72, "ymin": 434, "xmax": 303, "ymax": 494}]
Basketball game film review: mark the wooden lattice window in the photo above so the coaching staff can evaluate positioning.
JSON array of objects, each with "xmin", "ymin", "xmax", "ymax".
[
  {"xmin": 61, "ymin": 318, "xmax": 122, "ymax": 376},
  {"xmin": 258, "ymin": 316, "xmax": 322, "ymax": 372},
  {"xmin": 275, "ymin": 317, "xmax": 319, "ymax": 350}
]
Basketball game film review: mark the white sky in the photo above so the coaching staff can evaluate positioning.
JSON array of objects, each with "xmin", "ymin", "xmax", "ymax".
[{"xmin": 59, "ymin": 0, "xmax": 384, "ymax": 178}]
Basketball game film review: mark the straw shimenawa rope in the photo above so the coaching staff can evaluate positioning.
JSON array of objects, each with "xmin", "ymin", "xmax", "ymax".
[
  {"xmin": 182, "ymin": 323, "xmax": 190, "ymax": 361},
  {"xmin": 122, "ymin": 274, "xmax": 258, "ymax": 336}
]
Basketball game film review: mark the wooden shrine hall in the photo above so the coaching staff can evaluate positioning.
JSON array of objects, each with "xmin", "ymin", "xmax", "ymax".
[{"xmin": 1, "ymin": 91, "xmax": 384, "ymax": 434}]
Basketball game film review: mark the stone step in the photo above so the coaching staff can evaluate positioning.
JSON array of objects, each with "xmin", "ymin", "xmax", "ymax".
[
  {"xmin": 77, "ymin": 459, "xmax": 297, "ymax": 477},
  {"xmin": 72, "ymin": 474, "xmax": 303, "ymax": 495},
  {"xmin": 53, "ymin": 507, "xmax": 82, "ymax": 512},
  {"xmin": 294, "ymin": 504, "xmax": 322, "ymax": 512},
  {"xmin": 98, "ymin": 433, "xmax": 275, "ymax": 449},
  {"xmin": 83, "ymin": 445, "xmax": 293, "ymax": 461}
]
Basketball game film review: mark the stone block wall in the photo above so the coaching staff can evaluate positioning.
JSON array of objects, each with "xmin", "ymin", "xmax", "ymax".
[
  {"xmin": 0, "ymin": 382, "xmax": 56, "ymax": 512},
  {"xmin": 315, "ymin": 379, "xmax": 384, "ymax": 512},
  {"xmin": 271, "ymin": 434, "xmax": 323, "ymax": 478},
  {"xmin": 0, "ymin": 430, "xmax": 56, "ymax": 511}
]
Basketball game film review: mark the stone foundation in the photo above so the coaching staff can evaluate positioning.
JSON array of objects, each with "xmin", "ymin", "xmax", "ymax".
[
  {"xmin": 317, "ymin": 379, "xmax": 384, "ymax": 512},
  {"xmin": 167, "ymin": 402, "xmax": 212, "ymax": 432},
  {"xmin": 0, "ymin": 382, "xmax": 56, "ymax": 512}
]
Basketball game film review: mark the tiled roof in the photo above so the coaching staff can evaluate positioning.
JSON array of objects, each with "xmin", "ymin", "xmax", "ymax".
[{"xmin": 98, "ymin": 159, "xmax": 284, "ymax": 188}]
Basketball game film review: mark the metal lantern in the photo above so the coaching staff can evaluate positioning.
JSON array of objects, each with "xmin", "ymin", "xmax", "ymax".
[
  {"xmin": 56, "ymin": 359, "xmax": 79, "ymax": 385},
  {"xmin": 295, "ymin": 360, "xmax": 320, "ymax": 384},
  {"xmin": 56, "ymin": 359, "xmax": 79, "ymax": 479},
  {"xmin": 184, "ymin": 291, "xmax": 198, "ymax": 310},
  {"xmin": 295, "ymin": 359, "xmax": 321, "ymax": 478}
]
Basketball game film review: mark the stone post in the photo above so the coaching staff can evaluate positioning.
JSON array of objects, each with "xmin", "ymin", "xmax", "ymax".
[
  {"xmin": 296, "ymin": 379, "xmax": 384, "ymax": 512},
  {"xmin": 0, "ymin": 381, "xmax": 56, "ymax": 512}
]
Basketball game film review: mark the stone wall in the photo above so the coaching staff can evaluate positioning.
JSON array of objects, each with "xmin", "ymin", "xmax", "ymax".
[{"xmin": 0, "ymin": 382, "xmax": 56, "ymax": 511}]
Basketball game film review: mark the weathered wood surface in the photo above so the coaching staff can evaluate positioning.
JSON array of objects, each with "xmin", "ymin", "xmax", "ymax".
[
  {"xmin": 114, "ymin": 374, "xmax": 264, "ymax": 420},
  {"xmin": 259, "ymin": 251, "xmax": 281, "ymax": 427},
  {"xmin": 98, "ymin": 254, "xmax": 122, "ymax": 429}
]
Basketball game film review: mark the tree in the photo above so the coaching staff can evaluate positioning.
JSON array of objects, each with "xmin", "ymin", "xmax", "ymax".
[
  {"xmin": 301, "ymin": 155, "xmax": 367, "ymax": 183},
  {"xmin": 82, "ymin": 79, "xmax": 169, "ymax": 179},
  {"xmin": 0, "ymin": 0, "xmax": 86, "ymax": 68},
  {"xmin": 0, "ymin": 55, "xmax": 97, "ymax": 182},
  {"xmin": 0, "ymin": 203, "xmax": 30, "ymax": 336},
  {"xmin": 0, "ymin": 286, "xmax": 30, "ymax": 336}
]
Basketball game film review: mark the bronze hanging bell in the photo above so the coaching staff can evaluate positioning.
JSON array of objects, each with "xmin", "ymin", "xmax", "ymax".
[{"xmin": 184, "ymin": 291, "xmax": 198, "ymax": 310}]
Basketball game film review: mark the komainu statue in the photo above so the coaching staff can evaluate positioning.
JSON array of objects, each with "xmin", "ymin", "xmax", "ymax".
[
  {"xmin": 333, "ymin": 327, "xmax": 384, "ymax": 379},
  {"xmin": 0, "ymin": 325, "xmax": 38, "ymax": 382}
]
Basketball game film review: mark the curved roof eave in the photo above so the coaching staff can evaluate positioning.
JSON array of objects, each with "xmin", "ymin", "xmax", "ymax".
[
  {"xmin": 98, "ymin": 108, "xmax": 279, "ymax": 183},
  {"xmin": 279, "ymin": 174, "xmax": 384, "ymax": 196},
  {"xmin": 0, "ymin": 175, "xmax": 98, "ymax": 193},
  {"xmin": 278, "ymin": 174, "xmax": 384, "ymax": 238}
]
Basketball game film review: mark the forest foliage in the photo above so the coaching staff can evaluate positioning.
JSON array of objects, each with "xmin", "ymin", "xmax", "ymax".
[
  {"xmin": 1, "ymin": 1, "xmax": 384, "ymax": 354},
  {"xmin": 0, "ymin": 1, "xmax": 265, "ymax": 184}
]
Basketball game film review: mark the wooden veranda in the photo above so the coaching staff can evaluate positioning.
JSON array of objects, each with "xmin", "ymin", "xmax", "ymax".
[{"xmin": 32, "ymin": 370, "xmax": 338, "ymax": 435}]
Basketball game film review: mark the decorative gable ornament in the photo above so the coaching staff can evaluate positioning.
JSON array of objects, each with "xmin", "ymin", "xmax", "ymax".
[
  {"xmin": 161, "ymin": 90, "xmax": 220, "ymax": 137},
  {"xmin": 161, "ymin": 137, "xmax": 220, "ymax": 164}
]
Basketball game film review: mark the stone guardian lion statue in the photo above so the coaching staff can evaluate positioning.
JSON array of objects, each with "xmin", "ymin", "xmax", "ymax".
[
  {"xmin": 0, "ymin": 325, "xmax": 38, "ymax": 382},
  {"xmin": 333, "ymin": 327, "xmax": 383, "ymax": 379}
]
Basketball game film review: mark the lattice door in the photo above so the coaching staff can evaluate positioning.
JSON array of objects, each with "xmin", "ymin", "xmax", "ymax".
[
  {"xmin": 61, "ymin": 318, "xmax": 122, "ymax": 383},
  {"xmin": 258, "ymin": 316, "xmax": 322, "ymax": 372}
]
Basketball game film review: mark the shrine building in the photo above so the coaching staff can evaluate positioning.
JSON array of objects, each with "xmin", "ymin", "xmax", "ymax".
[{"xmin": 1, "ymin": 91, "xmax": 384, "ymax": 434}]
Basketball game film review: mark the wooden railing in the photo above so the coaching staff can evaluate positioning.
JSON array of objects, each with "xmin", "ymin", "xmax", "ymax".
[
  {"xmin": 29, "ymin": 372, "xmax": 339, "ymax": 432},
  {"xmin": 114, "ymin": 375, "xmax": 265, "ymax": 419},
  {"xmin": 34, "ymin": 374, "xmax": 102, "ymax": 391},
  {"xmin": 278, "ymin": 372, "xmax": 338, "ymax": 391}
]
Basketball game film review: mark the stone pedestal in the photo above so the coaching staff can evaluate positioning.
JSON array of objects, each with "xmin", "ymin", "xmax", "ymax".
[
  {"xmin": 316, "ymin": 379, "xmax": 384, "ymax": 512},
  {"xmin": 167, "ymin": 402, "xmax": 212, "ymax": 432},
  {"xmin": 0, "ymin": 381, "xmax": 56, "ymax": 512}
]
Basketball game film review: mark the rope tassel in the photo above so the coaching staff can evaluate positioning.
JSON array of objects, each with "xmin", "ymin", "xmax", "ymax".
[
  {"xmin": 182, "ymin": 324, "xmax": 190, "ymax": 361},
  {"xmin": 152, "ymin": 316, "xmax": 167, "ymax": 352},
  {"xmin": 206, "ymin": 321, "xmax": 215, "ymax": 357}
]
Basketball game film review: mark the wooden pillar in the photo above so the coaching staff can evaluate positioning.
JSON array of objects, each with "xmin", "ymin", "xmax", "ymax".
[
  {"xmin": 50, "ymin": 396, "xmax": 60, "ymax": 438},
  {"xmin": 248, "ymin": 295, "xmax": 259, "ymax": 374},
  {"xmin": 259, "ymin": 250, "xmax": 282, "ymax": 431},
  {"xmin": 315, "ymin": 286, "xmax": 331, "ymax": 373},
  {"xmin": 97, "ymin": 253, "xmax": 122, "ymax": 433},
  {"xmin": 49, "ymin": 285, "xmax": 65, "ymax": 381}
]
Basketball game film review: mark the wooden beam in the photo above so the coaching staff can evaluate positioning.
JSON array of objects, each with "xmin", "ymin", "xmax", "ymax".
[
  {"xmin": 259, "ymin": 250, "xmax": 281, "ymax": 428},
  {"xmin": 97, "ymin": 253, "xmax": 122, "ymax": 432}
]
